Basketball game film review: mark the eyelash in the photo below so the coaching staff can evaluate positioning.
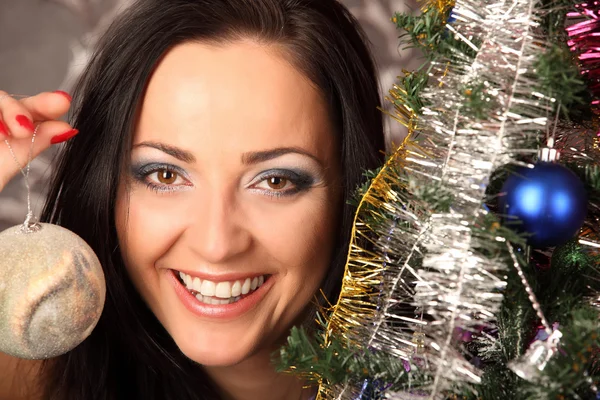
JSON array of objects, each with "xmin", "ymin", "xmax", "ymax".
[
  {"xmin": 131, "ymin": 164, "xmax": 315, "ymax": 197},
  {"xmin": 249, "ymin": 170, "xmax": 315, "ymax": 198},
  {"xmin": 131, "ymin": 163, "xmax": 191, "ymax": 194}
]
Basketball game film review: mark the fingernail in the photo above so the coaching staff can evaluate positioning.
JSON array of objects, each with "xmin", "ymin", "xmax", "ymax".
[
  {"xmin": 53, "ymin": 90, "xmax": 72, "ymax": 102},
  {"xmin": 0, "ymin": 120, "xmax": 8, "ymax": 137},
  {"xmin": 51, "ymin": 129, "xmax": 79, "ymax": 144},
  {"xmin": 16, "ymin": 115, "xmax": 34, "ymax": 132}
]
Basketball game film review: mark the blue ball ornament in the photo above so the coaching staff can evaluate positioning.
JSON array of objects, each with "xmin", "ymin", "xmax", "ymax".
[{"xmin": 499, "ymin": 162, "xmax": 588, "ymax": 248}]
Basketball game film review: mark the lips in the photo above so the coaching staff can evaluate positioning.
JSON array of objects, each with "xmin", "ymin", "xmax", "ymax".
[{"xmin": 167, "ymin": 269, "xmax": 274, "ymax": 319}]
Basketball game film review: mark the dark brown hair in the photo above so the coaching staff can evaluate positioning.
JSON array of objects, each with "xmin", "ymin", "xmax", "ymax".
[{"xmin": 41, "ymin": 0, "xmax": 385, "ymax": 398}]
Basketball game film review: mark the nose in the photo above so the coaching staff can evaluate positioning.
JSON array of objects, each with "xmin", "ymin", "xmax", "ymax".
[{"xmin": 185, "ymin": 191, "xmax": 252, "ymax": 264}]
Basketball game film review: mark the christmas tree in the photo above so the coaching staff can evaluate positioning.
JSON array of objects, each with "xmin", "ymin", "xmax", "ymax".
[{"xmin": 277, "ymin": 0, "xmax": 600, "ymax": 398}]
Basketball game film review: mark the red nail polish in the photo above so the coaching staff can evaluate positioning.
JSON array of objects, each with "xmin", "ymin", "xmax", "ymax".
[
  {"xmin": 0, "ymin": 120, "xmax": 8, "ymax": 137},
  {"xmin": 53, "ymin": 90, "xmax": 72, "ymax": 102},
  {"xmin": 16, "ymin": 115, "xmax": 34, "ymax": 132},
  {"xmin": 51, "ymin": 129, "xmax": 79, "ymax": 144}
]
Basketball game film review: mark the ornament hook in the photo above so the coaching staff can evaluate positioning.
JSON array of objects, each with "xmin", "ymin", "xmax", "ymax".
[{"xmin": 2, "ymin": 94, "xmax": 42, "ymax": 233}]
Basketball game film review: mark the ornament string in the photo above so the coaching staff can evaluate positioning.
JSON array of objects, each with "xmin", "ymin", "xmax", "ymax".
[
  {"xmin": 539, "ymin": 103, "xmax": 562, "ymax": 162},
  {"xmin": 506, "ymin": 243, "xmax": 564, "ymax": 381},
  {"xmin": 2, "ymin": 94, "xmax": 41, "ymax": 233},
  {"xmin": 506, "ymin": 244, "xmax": 552, "ymax": 335}
]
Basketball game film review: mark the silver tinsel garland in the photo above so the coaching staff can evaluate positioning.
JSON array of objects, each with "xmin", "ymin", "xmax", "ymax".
[{"xmin": 317, "ymin": 0, "xmax": 556, "ymax": 397}]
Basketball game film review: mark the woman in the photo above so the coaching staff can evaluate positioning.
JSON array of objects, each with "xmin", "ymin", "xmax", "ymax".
[{"xmin": 0, "ymin": 0, "xmax": 385, "ymax": 398}]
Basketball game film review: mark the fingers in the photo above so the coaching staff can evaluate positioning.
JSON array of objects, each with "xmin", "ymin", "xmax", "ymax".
[
  {"xmin": 0, "ymin": 120, "xmax": 77, "ymax": 191},
  {"xmin": 0, "ymin": 90, "xmax": 78, "ymax": 193},
  {"xmin": 0, "ymin": 91, "xmax": 72, "ymax": 140},
  {"xmin": 3, "ymin": 119, "xmax": 75, "ymax": 160},
  {"xmin": 22, "ymin": 91, "xmax": 72, "ymax": 121},
  {"xmin": 34, "ymin": 119, "xmax": 79, "ymax": 147},
  {"xmin": 0, "ymin": 92, "xmax": 35, "ymax": 140}
]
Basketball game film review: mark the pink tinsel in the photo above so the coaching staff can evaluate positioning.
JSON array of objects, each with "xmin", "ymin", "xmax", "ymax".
[{"xmin": 567, "ymin": 1, "xmax": 600, "ymax": 108}]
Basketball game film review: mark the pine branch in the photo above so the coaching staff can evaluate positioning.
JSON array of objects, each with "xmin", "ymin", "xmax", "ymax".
[
  {"xmin": 275, "ymin": 326, "xmax": 429, "ymax": 393},
  {"xmin": 534, "ymin": 43, "xmax": 591, "ymax": 119},
  {"xmin": 393, "ymin": 7, "xmax": 479, "ymax": 59},
  {"xmin": 388, "ymin": 69, "xmax": 430, "ymax": 118}
]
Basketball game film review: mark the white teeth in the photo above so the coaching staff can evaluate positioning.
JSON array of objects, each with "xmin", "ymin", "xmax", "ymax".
[
  {"xmin": 178, "ymin": 271, "xmax": 267, "ymax": 302},
  {"xmin": 180, "ymin": 272, "xmax": 192, "ymax": 288},
  {"xmin": 215, "ymin": 281, "xmax": 232, "ymax": 299},
  {"xmin": 241, "ymin": 278, "xmax": 251, "ymax": 295},
  {"xmin": 192, "ymin": 277, "xmax": 202, "ymax": 293},
  {"xmin": 231, "ymin": 280, "xmax": 242, "ymax": 297},
  {"xmin": 200, "ymin": 280, "xmax": 216, "ymax": 297},
  {"xmin": 193, "ymin": 295, "xmax": 236, "ymax": 305}
]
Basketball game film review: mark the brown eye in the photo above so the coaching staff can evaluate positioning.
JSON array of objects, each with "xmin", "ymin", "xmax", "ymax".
[
  {"xmin": 157, "ymin": 169, "xmax": 178, "ymax": 184},
  {"xmin": 267, "ymin": 177, "xmax": 288, "ymax": 190}
]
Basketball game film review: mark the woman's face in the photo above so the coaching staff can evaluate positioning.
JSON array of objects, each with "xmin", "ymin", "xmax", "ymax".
[{"xmin": 115, "ymin": 41, "xmax": 341, "ymax": 366}]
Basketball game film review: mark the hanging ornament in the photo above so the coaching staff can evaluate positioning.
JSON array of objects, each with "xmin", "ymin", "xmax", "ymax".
[
  {"xmin": 506, "ymin": 244, "xmax": 562, "ymax": 381},
  {"xmin": 0, "ymin": 121, "xmax": 105, "ymax": 359},
  {"xmin": 508, "ymin": 329, "xmax": 563, "ymax": 381},
  {"xmin": 410, "ymin": 324, "xmax": 429, "ymax": 370},
  {"xmin": 532, "ymin": 322, "xmax": 560, "ymax": 343},
  {"xmin": 0, "ymin": 223, "xmax": 105, "ymax": 359},
  {"xmin": 499, "ymin": 143, "xmax": 588, "ymax": 248},
  {"xmin": 411, "ymin": 330, "xmax": 426, "ymax": 354}
]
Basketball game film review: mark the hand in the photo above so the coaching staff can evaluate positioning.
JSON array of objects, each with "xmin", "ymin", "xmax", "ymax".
[{"xmin": 0, "ymin": 91, "xmax": 78, "ymax": 192}]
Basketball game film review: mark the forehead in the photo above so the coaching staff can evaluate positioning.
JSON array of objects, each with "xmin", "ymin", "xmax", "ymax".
[{"xmin": 135, "ymin": 40, "xmax": 336, "ymax": 159}]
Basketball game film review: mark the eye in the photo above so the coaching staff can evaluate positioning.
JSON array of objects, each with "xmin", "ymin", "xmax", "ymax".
[
  {"xmin": 254, "ymin": 175, "xmax": 295, "ymax": 192},
  {"xmin": 130, "ymin": 162, "xmax": 192, "ymax": 193},
  {"xmin": 250, "ymin": 169, "xmax": 316, "ymax": 198},
  {"xmin": 265, "ymin": 176, "xmax": 289, "ymax": 190},
  {"xmin": 156, "ymin": 169, "xmax": 178, "ymax": 185},
  {"xmin": 147, "ymin": 168, "xmax": 186, "ymax": 186}
]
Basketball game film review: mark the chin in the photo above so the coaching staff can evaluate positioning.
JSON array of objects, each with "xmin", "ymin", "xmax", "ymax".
[
  {"xmin": 180, "ymin": 343, "xmax": 251, "ymax": 367},
  {"xmin": 150, "ymin": 285, "xmax": 270, "ymax": 368},
  {"xmin": 166, "ymin": 321, "xmax": 266, "ymax": 367}
]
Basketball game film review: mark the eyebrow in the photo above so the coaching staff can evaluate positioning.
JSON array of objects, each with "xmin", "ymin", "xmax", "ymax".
[
  {"xmin": 241, "ymin": 147, "xmax": 322, "ymax": 166},
  {"xmin": 133, "ymin": 142, "xmax": 322, "ymax": 167},
  {"xmin": 133, "ymin": 141, "xmax": 196, "ymax": 163}
]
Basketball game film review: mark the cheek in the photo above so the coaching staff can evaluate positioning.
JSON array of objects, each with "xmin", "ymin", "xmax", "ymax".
[
  {"xmin": 247, "ymin": 190, "xmax": 339, "ymax": 318},
  {"xmin": 114, "ymin": 186, "xmax": 189, "ymax": 299},
  {"xmin": 257, "ymin": 193, "xmax": 336, "ymax": 267}
]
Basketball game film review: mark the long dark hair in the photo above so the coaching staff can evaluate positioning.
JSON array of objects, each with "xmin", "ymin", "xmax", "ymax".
[{"xmin": 40, "ymin": 0, "xmax": 385, "ymax": 398}]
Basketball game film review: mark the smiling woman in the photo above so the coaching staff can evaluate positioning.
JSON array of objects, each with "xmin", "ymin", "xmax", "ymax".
[
  {"xmin": 117, "ymin": 41, "xmax": 343, "ymax": 370},
  {"xmin": 0, "ymin": 0, "xmax": 385, "ymax": 399}
]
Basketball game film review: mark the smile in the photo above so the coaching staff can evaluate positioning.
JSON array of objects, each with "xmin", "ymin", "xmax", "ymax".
[
  {"xmin": 176, "ymin": 272, "xmax": 268, "ymax": 305},
  {"xmin": 167, "ymin": 269, "xmax": 274, "ymax": 319}
]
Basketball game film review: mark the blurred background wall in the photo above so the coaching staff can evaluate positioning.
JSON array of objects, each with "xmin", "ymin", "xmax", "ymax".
[{"xmin": 0, "ymin": 0, "xmax": 421, "ymax": 230}]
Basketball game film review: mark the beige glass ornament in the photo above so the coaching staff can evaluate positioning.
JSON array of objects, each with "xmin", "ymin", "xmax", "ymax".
[{"xmin": 0, "ymin": 123, "xmax": 105, "ymax": 359}]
